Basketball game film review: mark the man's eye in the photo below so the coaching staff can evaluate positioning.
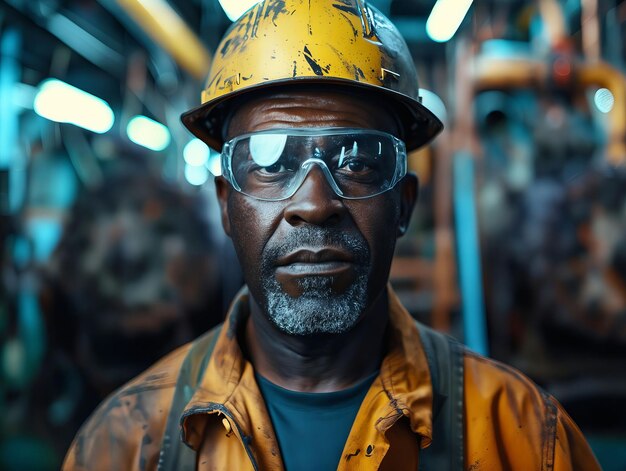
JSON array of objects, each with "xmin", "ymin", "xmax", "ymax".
[
  {"xmin": 345, "ymin": 160, "xmax": 366, "ymax": 172},
  {"xmin": 257, "ymin": 162, "xmax": 292, "ymax": 174},
  {"xmin": 339, "ymin": 159, "xmax": 371, "ymax": 173}
]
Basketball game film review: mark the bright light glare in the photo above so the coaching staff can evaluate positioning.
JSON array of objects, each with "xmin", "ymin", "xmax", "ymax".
[
  {"xmin": 419, "ymin": 88, "xmax": 448, "ymax": 124},
  {"xmin": 13, "ymin": 83, "xmax": 37, "ymax": 110},
  {"xmin": 217, "ymin": 0, "xmax": 263, "ymax": 22},
  {"xmin": 34, "ymin": 79, "xmax": 114, "ymax": 133},
  {"xmin": 594, "ymin": 88, "xmax": 614, "ymax": 114},
  {"xmin": 426, "ymin": 0, "xmax": 473, "ymax": 43},
  {"xmin": 185, "ymin": 163, "xmax": 209, "ymax": 186},
  {"xmin": 126, "ymin": 115, "xmax": 171, "ymax": 151},
  {"xmin": 208, "ymin": 150, "xmax": 222, "ymax": 176},
  {"xmin": 183, "ymin": 139, "xmax": 210, "ymax": 166}
]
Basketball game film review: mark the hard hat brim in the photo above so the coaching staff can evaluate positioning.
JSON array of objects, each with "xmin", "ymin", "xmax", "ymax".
[{"xmin": 180, "ymin": 77, "xmax": 443, "ymax": 152}]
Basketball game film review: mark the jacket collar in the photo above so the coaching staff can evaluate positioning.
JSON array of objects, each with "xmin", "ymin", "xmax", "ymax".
[
  {"xmin": 181, "ymin": 285, "xmax": 433, "ymax": 450},
  {"xmin": 381, "ymin": 287, "xmax": 433, "ymax": 447}
]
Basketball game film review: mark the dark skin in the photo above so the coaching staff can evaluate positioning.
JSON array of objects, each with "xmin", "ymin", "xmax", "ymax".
[{"xmin": 215, "ymin": 90, "xmax": 418, "ymax": 392}]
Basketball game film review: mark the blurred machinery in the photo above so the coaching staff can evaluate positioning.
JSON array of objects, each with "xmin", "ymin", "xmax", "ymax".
[
  {"xmin": 0, "ymin": 155, "xmax": 240, "ymax": 468},
  {"xmin": 453, "ymin": 2, "xmax": 626, "ymax": 467},
  {"xmin": 0, "ymin": 2, "xmax": 239, "ymax": 468},
  {"xmin": 473, "ymin": 70, "xmax": 626, "ymax": 437},
  {"xmin": 34, "ymin": 164, "xmax": 225, "ymax": 458},
  {"xmin": 391, "ymin": 1, "xmax": 626, "ymax": 468}
]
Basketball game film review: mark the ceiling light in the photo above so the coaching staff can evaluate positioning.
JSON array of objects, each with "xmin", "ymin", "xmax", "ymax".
[
  {"xmin": 217, "ymin": 0, "xmax": 263, "ymax": 22},
  {"xmin": 419, "ymin": 88, "xmax": 448, "ymax": 124},
  {"xmin": 426, "ymin": 0, "xmax": 473, "ymax": 43},
  {"xmin": 183, "ymin": 138, "xmax": 210, "ymax": 166},
  {"xmin": 126, "ymin": 115, "xmax": 171, "ymax": 151},
  {"xmin": 208, "ymin": 150, "xmax": 222, "ymax": 176},
  {"xmin": 184, "ymin": 163, "xmax": 209, "ymax": 186},
  {"xmin": 34, "ymin": 79, "xmax": 114, "ymax": 133},
  {"xmin": 594, "ymin": 88, "xmax": 614, "ymax": 114}
]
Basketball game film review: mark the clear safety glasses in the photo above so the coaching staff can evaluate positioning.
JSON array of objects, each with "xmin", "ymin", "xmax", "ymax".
[{"xmin": 221, "ymin": 128, "xmax": 407, "ymax": 201}]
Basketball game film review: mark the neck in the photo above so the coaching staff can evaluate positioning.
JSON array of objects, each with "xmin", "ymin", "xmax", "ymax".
[{"xmin": 244, "ymin": 289, "xmax": 389, "ymax": 393}]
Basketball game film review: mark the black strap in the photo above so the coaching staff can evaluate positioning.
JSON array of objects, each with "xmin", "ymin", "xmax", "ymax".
[
  {"xmin": 157, "ymin": 324, "xmax": 223, "ymax": 471},
  {"xmin": 417, "ymin": 321, "xmax": 465, "ymax": 471}
]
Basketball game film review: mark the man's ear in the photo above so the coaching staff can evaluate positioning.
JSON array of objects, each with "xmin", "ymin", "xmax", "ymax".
[
  {"xmin": 397, "ymin": 172, "xmax": 418, "ymax": 237},
  {"xmin": 215, "ymin": 176, "xmax": 232, "ymax": 237}
]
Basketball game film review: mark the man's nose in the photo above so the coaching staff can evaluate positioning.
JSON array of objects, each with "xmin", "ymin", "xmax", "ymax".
[{"xmin": 283, "ymin": 165, "xmax": 346, "ymax": 226}]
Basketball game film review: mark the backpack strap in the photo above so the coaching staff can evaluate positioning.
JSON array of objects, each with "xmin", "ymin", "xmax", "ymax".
[
  {"xmin": 416, "ymin": 321, "xmax": 465, "ymax": 471},
  {"xmin": 157, "ymin": 324, "xmax": 223, "ymax": 471}
]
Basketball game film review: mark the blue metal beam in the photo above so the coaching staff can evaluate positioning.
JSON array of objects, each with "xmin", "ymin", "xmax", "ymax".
[
  {"xmin": 0, "ymin": 27, "xmax": 23, "ymax": 214},
  {"xmin": 453, "ymin": 151, "xmax": 489, "ymax": 355}
]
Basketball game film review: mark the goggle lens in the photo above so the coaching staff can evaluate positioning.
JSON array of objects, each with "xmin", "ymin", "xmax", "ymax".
[{"xmin": 222, "ymin": 129, "xmax": 407, "ymax": 201}]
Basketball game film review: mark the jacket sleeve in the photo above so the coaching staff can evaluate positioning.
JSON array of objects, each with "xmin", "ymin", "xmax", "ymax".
[
  {"xmin": 464, "ymin": 352, "xmax": 602, "ymax": 471},
  {"xmin": 552, "ymin": 398, "xmax": 601, "ymax": 471},
  {"xmin": 62, "ymin": 391, "xmax": 170, "ymax": 471},
  {"xmin": 61, "ymin": 343, "xmax": 190, "ymax": 471}
]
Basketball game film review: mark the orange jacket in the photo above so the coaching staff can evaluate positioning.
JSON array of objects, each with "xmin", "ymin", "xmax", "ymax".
[{"xmin": 63, "ymin": 288, "xmax": 600, "ymax": 470}]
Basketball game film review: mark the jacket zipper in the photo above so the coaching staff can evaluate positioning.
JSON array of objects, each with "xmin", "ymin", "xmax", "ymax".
[{"xmin": 181, "ymin": 403, "xmax": 260, "ymax": 471}]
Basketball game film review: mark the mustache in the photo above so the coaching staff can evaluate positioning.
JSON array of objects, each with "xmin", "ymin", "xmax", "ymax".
[{"xmin": 262, "ymin": 226, "xmax": 370, "ymax": 265}]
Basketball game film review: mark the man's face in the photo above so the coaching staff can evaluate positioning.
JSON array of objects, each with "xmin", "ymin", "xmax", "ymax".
[{"xmin": 216, "ymin": 90, "xmax": 417, "ymax": 336}]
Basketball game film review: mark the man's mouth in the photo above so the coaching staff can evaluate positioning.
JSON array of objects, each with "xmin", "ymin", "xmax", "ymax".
[{"xmin": 274, "ymin": 248, "xmax": 355, "ymax": 276}]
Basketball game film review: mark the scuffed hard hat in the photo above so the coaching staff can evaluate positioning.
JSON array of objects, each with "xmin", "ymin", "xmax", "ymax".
[{"xmin": 181, "ymin": 0, "xmax": 443, "ymax": 151}]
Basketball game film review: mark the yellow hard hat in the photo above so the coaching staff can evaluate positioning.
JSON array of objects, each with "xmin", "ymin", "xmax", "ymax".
[{"xmin": 181, "ymin": 0, "xmax": 443, "ymax": 151}]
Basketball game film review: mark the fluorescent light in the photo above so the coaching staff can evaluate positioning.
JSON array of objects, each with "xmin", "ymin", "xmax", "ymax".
[
  {"xmin": 34, "ymin": 79, "xmax": 114, "ymax": 133},
  {"xmin": 184, "ymin": 163, "xmax": 209, "ymax": 186},
  {"xmin": 217, "ymin": 0, "xmax": 263, "ymax": 22},
  {"xmin": 120, "ymin": 0, "xmax": 211, "ymax": 79},
  {"xmin": 419, "ymin": 88, "xmax": 448, "ymax": 124},
  {"xmin": 426, "ymin": 0, "xmax": 473, "ymax": 43},
  {"xmin": 208, "ymin": 150, "xmax": 222, "ymax": 176},
  {"xmin": 594, "ymin": 88, "xmax": 614, "ymax": 113},
  {"xmin": 13, "ymin": 83, "xmax": 37, "ymax": 109},
  {"xmin": 183, "ymin": 138, "xmax": 210, "ymax": 166},
  {"xmin": 126, "ymin": 115, "xmax": 171, "ymax": 151}
]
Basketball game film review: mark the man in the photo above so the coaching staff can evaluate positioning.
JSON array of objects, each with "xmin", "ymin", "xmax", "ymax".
[{"xmin": 64, "ymin": 0, "xmax": 601, "ymax": 469}]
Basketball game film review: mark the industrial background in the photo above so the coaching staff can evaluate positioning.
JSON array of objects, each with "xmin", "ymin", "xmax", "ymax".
[{"xmin": 0, "ymin": 0, "xmax": 625, "ymax": 469}]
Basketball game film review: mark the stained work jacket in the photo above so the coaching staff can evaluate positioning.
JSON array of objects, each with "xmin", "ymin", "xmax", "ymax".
[{"xmin": 63, "ymin": 287, "xmax": 600, "ymax": 470}]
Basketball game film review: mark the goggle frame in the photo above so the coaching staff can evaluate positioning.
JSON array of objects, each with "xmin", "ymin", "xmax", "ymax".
[{"xmin": 220, "ymin": 127, "xmax": 408, "ymax": 201}]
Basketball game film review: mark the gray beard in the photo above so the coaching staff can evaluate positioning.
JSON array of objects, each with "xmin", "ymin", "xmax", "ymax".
[{"xmin": 260, "ymin": 227, "xmax": 370, "ymax": 336}]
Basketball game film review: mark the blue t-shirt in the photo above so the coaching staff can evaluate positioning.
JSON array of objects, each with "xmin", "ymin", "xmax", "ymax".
[{"xmin": 255, "ymin": 372, "xmax": 378, "ymax": 471}]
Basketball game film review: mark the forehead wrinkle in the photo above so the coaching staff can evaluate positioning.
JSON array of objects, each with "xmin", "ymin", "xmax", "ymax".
[
  {"xmin": 227, "ymin": 93, "xmax": 399, "ymax": 138},
  {"xmin": 246, "ymin": 116, "xmax": 380, "ymax": 130},
  {"xmin": 235, "ymin": 105, "xmax": 379, "ymax": 132}
]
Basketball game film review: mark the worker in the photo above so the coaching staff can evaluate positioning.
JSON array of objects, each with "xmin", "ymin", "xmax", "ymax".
[{"xmin": 63, "ymin": 0, "xmax": 601, "ymax": 469}]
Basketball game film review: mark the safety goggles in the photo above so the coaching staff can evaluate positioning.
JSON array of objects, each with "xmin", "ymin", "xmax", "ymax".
[{"xmin": 221, "ymin": 128, "xmax": 407, "ymax": 201}]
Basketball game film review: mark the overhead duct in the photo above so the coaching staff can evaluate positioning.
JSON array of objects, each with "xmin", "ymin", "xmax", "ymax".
[{"xmin": 115, "ymin": 0, "xmax": 212, "ymax": 80}]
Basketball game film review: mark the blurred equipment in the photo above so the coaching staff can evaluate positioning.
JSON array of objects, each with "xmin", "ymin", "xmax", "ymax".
[
  {"xmin": 458, "ymin": 4, "xmax": 626, "ymax": 467},
  {"xmin": 28, "ymin": 166, "xmax": 225, "ymax": 464},
  {"xmin": 42, "ymin": 169, "xmax": 222, "ymax": 391}
]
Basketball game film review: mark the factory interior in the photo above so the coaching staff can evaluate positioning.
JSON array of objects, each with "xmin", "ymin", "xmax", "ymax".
[{"xmin": 1, "ymin": 0, "xmax": 625, "ymax": 469}]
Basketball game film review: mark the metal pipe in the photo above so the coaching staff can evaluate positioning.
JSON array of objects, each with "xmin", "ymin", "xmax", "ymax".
[
  {"xmin": 473, "ymin": 56, "xmax": 626, "ymax": 166},
  {"xmin": 454, "ymin": 151, "xmax": 489, "ymax": 355},
  {"xmin": 538, "ymin": 0, "xmax": 567, "ymax": 48},
  {"xmin": 115, "ymin": 0, "xmax": 212, "ymax": 80},
  {"xmin": 0, "ymin": 28, "xmax": 23, "ymax": 215},
  {"xmin": 581, "ymin": 0, "xmax": 601, "ymax": 62}
]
